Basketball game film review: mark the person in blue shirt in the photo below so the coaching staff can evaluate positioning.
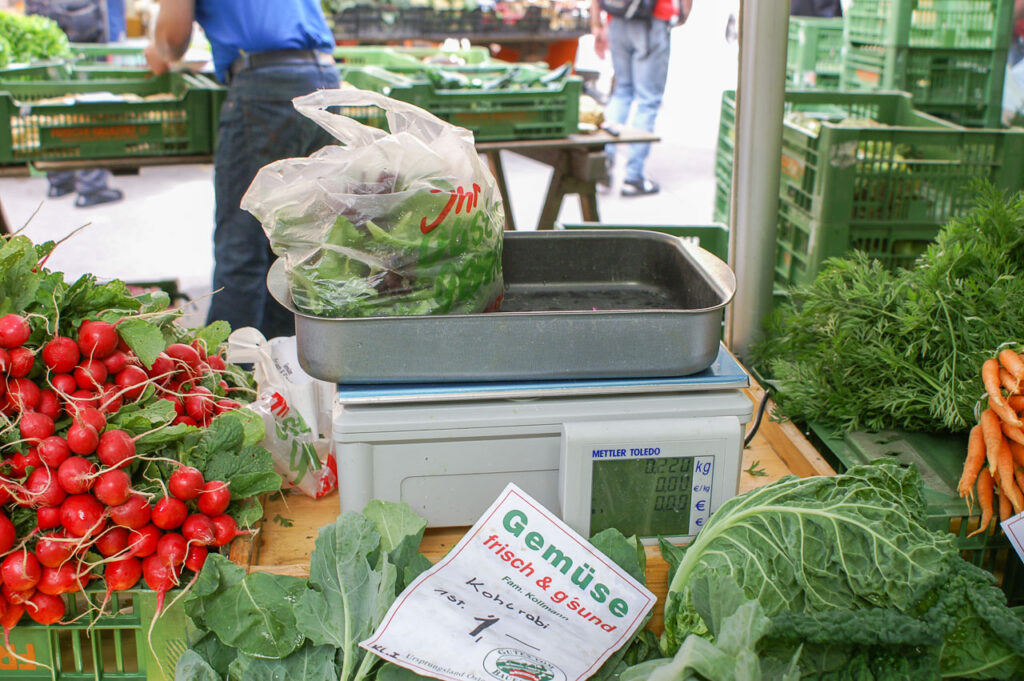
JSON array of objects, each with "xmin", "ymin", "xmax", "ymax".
[{"xmin": 145, "ymin": 0, "xmax": 340, "ymax": 339}]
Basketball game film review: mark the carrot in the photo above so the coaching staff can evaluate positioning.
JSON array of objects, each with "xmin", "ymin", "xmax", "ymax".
[
  {"xmin": 982, "ymin": 358, "xmax": 1024, "ymax": 427},
  {"xmin": 980, "ymin": 408, "xmax": 1005, "ymax": 476},
  {"xmin": 997, "ymin": 437, "xmax": 1024, "ymax": 514},
  {"xmin": 1010, "ymin": 394, "xmax": 1024, "ymax": 413},
  {"xmin": 1000, "ymin": 368, "xmax": 1021, "ymax": 395},
  {"xmin": 1010, "ymin": 439, "xmax": 1024, "ymax": 469},
  {"xmin": 1003, "ymin": 421, "xmax": 1024, "ymax": 447},
  {"xmin": 968, "ymin": 468, "xmax": 995, "ymax": 538},
  {"xmin": 998, "ymin": 347, "xmax": 1024, "ymax": 383},
  {"xmin": 999, "ymin": 483, "xmax": 1013, "ymax": 522},
  {"xmin": 1017, "ymin": 468, "xmax": 1024, "ymax": 502},
  {"xmin": 958, "ymin": 425, "xmax": 985, "ymax": 512}
]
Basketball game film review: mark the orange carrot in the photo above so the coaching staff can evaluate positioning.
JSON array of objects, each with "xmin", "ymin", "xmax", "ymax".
[
  {"xmin": 983, "ymin": 358, "xmax": 1024, "ymax": 427},
  {"xmin": 1017, "ymin": 468, "xmax": 1024, "ymax": 501},
  {"xmin": 1003, "ymin": 421, "xmax": 1024, "ymax": 447},
  {"xmin": 1001, "ymin": 368, "xmax": 1021, "ymax": 395},
  {"xmin": 980, "ymin": 408, "xmax": 1005, "ymax": 476},
  {"xmin": 1010, "ymin": 439, "xmax": 1024, "ymax": 469},
  {"xmin": 999, "ymin": 484, "xmax": 1013, "ymax": 522},
  {"xmin": 998, "ymin": 347, "xmax": 1024, "ymax": 382},
  {"xmin": 1010, "ymin": 394, "xmax": 1024, "ymax": 413},
  {"xmin": 958, "ymin": 425, "xmax": 985, "ymax": 512},
  {"xmin": 968, "ymin": 468, "xmax": 995, "ymax": 538},
  {"xmin": 997, "ymin": 437, "xmax": 1024, "ymax": 514}
]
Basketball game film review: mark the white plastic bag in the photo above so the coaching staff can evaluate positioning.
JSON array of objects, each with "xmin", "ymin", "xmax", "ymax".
[
  {"xmin": 227, "ymin": 329, "xmax": 337, "ymax": 499},
  {"xmin": 241, "ymin": 88, "xmax": 505, "ymax": 318}
]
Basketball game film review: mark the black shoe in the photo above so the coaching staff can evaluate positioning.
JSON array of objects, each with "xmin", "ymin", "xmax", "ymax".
[
  {"xmin": 75, "ymin": 188, "xmax": 123, "ymax": 208},
  {"xmin": 47, "ymin": 184, "xmax": 73, "ymax": 198},
  {"xmin": 621, "ymin": 177, "xmax": 659, "ymax": 197}
]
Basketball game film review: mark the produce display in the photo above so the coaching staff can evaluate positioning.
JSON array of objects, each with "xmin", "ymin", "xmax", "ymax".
[
  {"xmin": 0, "ymin": 12, "xmax": 69, "ymax": 68},
  {"xmin": 174, "ymin": 501, "xmax": 660, "ymax": 680},
  {"xmin": 0, "ymin": 235, "xmax": 279, "ymax": 645},
  {"xmin": 957, "ymin": 348, "xmax": 1024, "ymax": 536},
  {"xmin": 754, "ymin": 183, "xmax": 1024, "ymax": 434},
  {"xmin": 622, "ymin": 463, "xmax": 1024, "ymax": 680}
]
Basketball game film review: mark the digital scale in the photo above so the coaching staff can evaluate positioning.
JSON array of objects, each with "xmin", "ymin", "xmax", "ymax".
[{"xmin": 333, "ymin": 344, "xmax": 752, "ymax": 543}]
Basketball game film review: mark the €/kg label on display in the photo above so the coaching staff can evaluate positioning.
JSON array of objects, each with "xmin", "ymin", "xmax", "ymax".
[{"xmin": 360, "ymin": 483, "xmax": 656, "ymax": 681}]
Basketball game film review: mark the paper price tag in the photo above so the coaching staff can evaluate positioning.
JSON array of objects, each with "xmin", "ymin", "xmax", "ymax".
[
  {"xmin": 1003, "ymin": 511, "xmax": 1024, "ymax": 567},
  {"xmin": 361, "ymin": 483, "xmax": 656, "ymax": 681}
]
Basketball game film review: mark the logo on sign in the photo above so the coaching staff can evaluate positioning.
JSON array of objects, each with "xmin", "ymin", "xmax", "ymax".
[{"xmin": 484, "ymin": 648, "xmax": 565, "ymax": 681}]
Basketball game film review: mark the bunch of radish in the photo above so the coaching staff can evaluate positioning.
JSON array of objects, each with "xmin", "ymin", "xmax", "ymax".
[{"xmin": 0, "ymin": 312, "xmax": 249, "ymax": 639}]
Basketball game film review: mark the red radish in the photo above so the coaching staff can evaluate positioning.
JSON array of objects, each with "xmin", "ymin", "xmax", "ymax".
[
  {"xmin": 59, "ymin": 494, "xmax": 106, "ymax": 538},
  {"xmin": 184, "ymin": 545, "xmax": 208, "ymax": 573},
  {"xmin": 147, "ymin": 353, "xmax": 174, "ymax": 382},
  {"xmin": 2, "ymin": 585, "xmax": 34, "ymax": 605},
  {"xmin": 38, "ymin": 563, "xmax": 86, "ymax": 595},
  {"xmin": 57, "ymin": 457, "xmax": 97, "ymax": 495},
  {"xmin": 7, "ymin": 378, "xmax": 40, "ymax": 412},
  {"xmin": 0, "ymin": 482, "xmax": 11, "ymax": 506},
  {"xmin": 181, "ymin": 514, "xmax": 216, "ymax": 546},
  {"xmin": 1, "ymin": 601, "xmax": 25, "ymax": 649},
  {"xmin": 168, "ymin": 466, "xmax": 204, "ymax": 501},
  {"xmin": 142, "ymin": 555, "xmax": 178, "ymax": 617},
  {"xmin": 0, "ymin": 348, "xmax": 8, "ymax": 373},
  {"xmin": 37, "ymin": 436, "xmax": 70, "ymax": 468},
  {"xmin": 25, "ymin": 466, "xmax": 67, "ymax": 507},
  {"xmin": 19, "ymin": 411, "xmax": 55, "ymax": 443},
  {"xmin": 97, "ymin": 383, "xmax": 123, "ymax": 414},
  {"xmin": 0, "ymin": 315, "xmax": 30, "ymax": 348},
  {"xmin": 42, "ymin": 336, "xmax": 80, "ymax": 374},
  {"xmin": 1, "ymin": 550, "xmax": 42, "ymax": 591},
  {"xmin": 114, "ymin": 365, "xmax": 149, "ymax": 401},
  {"xmin": 74, "ymin": 359, "xmax": 108, "ymax": 390},
  {"xmin": 96, "ymin": 429, "xmax": 135, "ymax": 469},
  {"xmin": 190, "ymin": 339, "xmax": 209, "ymax": 361},
  {"xmin": 109, "ymin": 495, "xmax": 151, "ymax": 529},
  {"xmin": 207, "ymin": 354, "xmax": 226, "ymax": 372},
  {"xmin": 37, "ymin": 505, "xmax": 61, "ymax": 530},
  {"xmin": 210, "ymin": 514, "xmax": 244, "ymax": 547},
  {"xmin": 25, "ymin": 591, "xmax": 64, "ymax": 624},
  {"xmin": 0, "ymin": 512, "xmax": 14, "ymax": 554},
  {"xmin": 36, "ymin": 389, "xmax": 60, "ymax": 421},
  {"xmin": 6, "ymin": 447, "xmax": 41, "ymax": 478},
  {"xmin": 197, "ymin": 481, "xmax": 231, "ymax": 516},
  {"xmin": 172, "ymin": 415, "xmax": 198, "ymax": 427},
  {"xmin": 50, "ymin": 373, "xmax": 77, "ymax": 396},
  {"xmin": 77, "ymin": 320, "xmax": 118, "ymax": 359},
  {"xmin": 102, "ymin": 350, "xmax": 131, "ymax": 375},
  {"xmin": 165, "ymin": 343, "xmax": 202, "ymax": 373},
  {"xmin": 66, "ymin": 423, "xmax": 99, "ymax": 456},
  {"xmin": 184, "ymin": 386, "xmax": 215, "ymax": 422},
  {"xmin": 157, "ymin": 533, "xmax": 187, "ymax": 567},
  {"xmin": 7, "ymin": 347, "xmax": 34, "ymax": 378},
  {"xmin": 159, "ymin": 395, "xmax": 184, "ymax": 416},
  {"xmin": 214, "ymin": 399, "xmax": 242, "ymax": 414},
  {"xmin": 93, "ymin": 469, "xmax": 132, "ymax": 507},
  {"xmin": 95, "ymin": 526, "xmax": 130, "ymax": 558},
  {"xmin": 36, "ymin": 532, "xmax": 75, "ymax": 568},
  {"xmin": 127, "ymin": 525, "xmax": 161, "ymax": 558},
  {"xmin": 72, "ymin": 406, "xmax": 106, "ymax": 433},
  {"xmin": 152, "ymin": 496, "xmax": 187, "ymax": 530},
  {"xmin": 104, "ymin": 557, "xmax": 142, "ymax": 593}
]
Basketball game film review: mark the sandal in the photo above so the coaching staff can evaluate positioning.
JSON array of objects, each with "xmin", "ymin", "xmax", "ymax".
[{"xmin": 620, "ymin": 177, "xmax": 660, "ymax": 197}]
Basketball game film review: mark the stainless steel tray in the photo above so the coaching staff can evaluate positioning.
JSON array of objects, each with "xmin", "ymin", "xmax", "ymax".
[{"xmin": 267, "ymin": 229, "xmax": 737, "ymax": 384}]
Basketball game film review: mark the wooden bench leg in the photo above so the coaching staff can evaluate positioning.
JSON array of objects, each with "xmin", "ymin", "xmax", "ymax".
[{"xmin": 484, "ymin": 150, "xmax": 516, "ymax": 231}]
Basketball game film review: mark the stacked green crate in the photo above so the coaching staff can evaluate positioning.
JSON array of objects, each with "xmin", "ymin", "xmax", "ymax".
[
  {"xmin": 840, "ymin": 0, "xmax": 1014, "ymax": 127},
  {"xmin": 787, "ymin": 16, "xmax": 844, "ymax": 89}
]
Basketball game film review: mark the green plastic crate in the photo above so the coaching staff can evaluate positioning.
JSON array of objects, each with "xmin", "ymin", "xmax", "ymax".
[
  {"xmin": 333, "ymin": 45, "xmax": 496, "ymax": 71},
  {"xmin": 69, "ymin": 43, "xmax": 148, "ymax": 68},
  {"xmin": 845, "ymin": 0, "xmax": 1014, "ymax": 49},
  {"xmin": 342, "ymin": 65, "xmax": 580, "ymax": 142},
  {"xmin": 787, "ymin": 17, "xmax": 844, "ymax": 89},
  {"xmin": 0, "ymin": 72, "xmax": 214, "ymax": 164},
  {"xmin": 840, "ymin": 42, "xmax": 1009, "ymax": 127},
  {"xmin": 1, "ymin": 589, "xmax": 192, "ymax": 680},
  {"xmin": 557, "ymin": 224, "xmax": 729, "ymax": 261},
  {"xmin": 774, "ymin": 90, "xmax": 1024, "ymax": 287},
  {"xmin": 808, "ymin": 424, "xmax": 1024, "ymax": 606}
]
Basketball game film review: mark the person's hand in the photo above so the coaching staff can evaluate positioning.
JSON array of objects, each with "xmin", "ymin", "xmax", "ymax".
[
  {"xmin": 592, "ymin": 22, "xmax": 608, "ymax": 59},
  {"xmin": 144, "ymin": 43, "xmax": 172, "ymax": 75}
]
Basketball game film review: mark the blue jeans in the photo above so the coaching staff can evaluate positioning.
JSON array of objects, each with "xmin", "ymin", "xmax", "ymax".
[
  {"xmin": 605, "ymin": 18, "xmax": 671, "ymax": 183},
  {"xmin": 206, "ymin": 62, "xmax": 340, "ymax": 339}
]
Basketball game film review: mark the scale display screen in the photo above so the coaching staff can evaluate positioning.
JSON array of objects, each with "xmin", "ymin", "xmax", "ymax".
[{"xmin": 590, "ymin": 456, "xmax": 696, "ymax": 537}]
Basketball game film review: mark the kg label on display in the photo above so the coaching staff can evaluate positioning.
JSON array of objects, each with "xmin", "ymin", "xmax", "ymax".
[{"xmin": 360, "ymin": 483, "xmax": 656, "ymax": 681}]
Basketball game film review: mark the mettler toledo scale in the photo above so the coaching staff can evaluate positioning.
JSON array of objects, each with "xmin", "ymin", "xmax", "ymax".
[{"xmin": 333, "ymin": 344, "xmax": 752, "ymax": 543}]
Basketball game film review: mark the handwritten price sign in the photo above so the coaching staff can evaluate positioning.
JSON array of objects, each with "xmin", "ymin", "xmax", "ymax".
[{"xmin": 360, "ymin": 484, "xmax": 655, "ymax": 681}]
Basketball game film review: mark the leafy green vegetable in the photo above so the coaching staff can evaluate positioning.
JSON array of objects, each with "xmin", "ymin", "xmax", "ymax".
[
  {"xmin": 0, "ymin": 12, "xmax": 69, "ymax": 64},
  {"xmin": 228, "ymin": 643, "xmax": 337, "ymax": 681},
  {"xmin": 660, "ymin": 462, "xmax": 1024, "ymax": 679},
  {"xmin": 174, "ymin": 650, "xmax": 222, "ymax": 681},
  {"xmin": 753, "ymin": 183, "xmax": 1024, "ymax": 434}
]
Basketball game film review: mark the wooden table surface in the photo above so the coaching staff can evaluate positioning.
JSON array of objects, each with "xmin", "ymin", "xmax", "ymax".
[{"xmin": 242, "ymin": 384, "xmax": 834, "ymax": 634}]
